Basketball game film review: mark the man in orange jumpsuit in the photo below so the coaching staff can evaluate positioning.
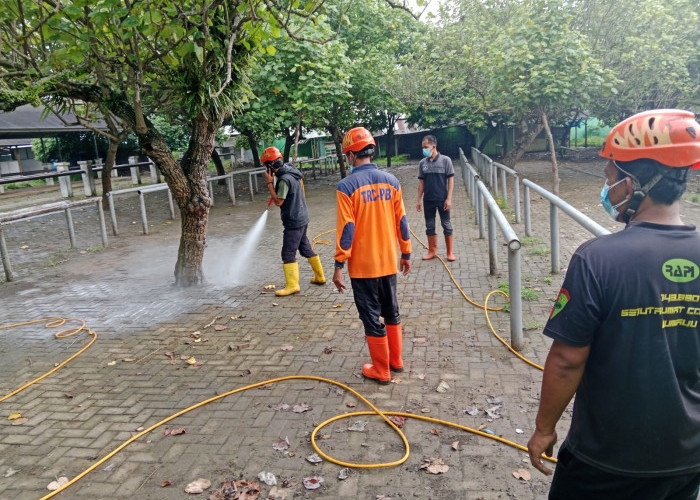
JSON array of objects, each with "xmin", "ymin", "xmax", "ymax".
[{"xmin": 332, "ymin": 127, "xmax": 412, "ymax": 384}]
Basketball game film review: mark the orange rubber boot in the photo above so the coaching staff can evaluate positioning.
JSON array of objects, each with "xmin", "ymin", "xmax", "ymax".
[
  {"xmin": 386, "ymin": 323, "xmax": 403, "ymax": 372},
  {"xmin": 422, "ymin": 235, "xmax": 438, "ymax": 260},
  {"xmin": 362, "ymin": 336, "xmax": 391, "ymax": 385},
  {"xmin": 445, "ymin": 235, "xmax": 456, "ymax": 262}
]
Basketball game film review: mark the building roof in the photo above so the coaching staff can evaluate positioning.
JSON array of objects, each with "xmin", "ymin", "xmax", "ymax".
[{"xmin": 0, "ymin": 104, "xmax": 107, "ymax": 140}]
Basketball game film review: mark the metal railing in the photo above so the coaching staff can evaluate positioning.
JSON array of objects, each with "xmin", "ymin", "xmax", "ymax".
[
  {"xmin": 471, "ymin": 147, "xmax": 521, "ymax": 223},
  {"xmin": 522, "ymin": 179, "xmax": 610, "ymax": 274},
  {"xmin": 459, "ymin": 148, "xmax": 523, "ymax": 350},
  {"xmin": 0, "ymin": 198, "xmax": 108, "ymax": 282}
]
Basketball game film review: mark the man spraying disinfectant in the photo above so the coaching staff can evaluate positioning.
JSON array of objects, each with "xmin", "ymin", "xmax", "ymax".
[{"xmin": 262, "ymin": 147, "xmax": 326, "ymax": 296}]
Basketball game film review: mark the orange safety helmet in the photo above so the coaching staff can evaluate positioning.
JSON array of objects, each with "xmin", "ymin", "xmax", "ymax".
[
  {"xmin": 599, "ymin": 109, "xmax": 700, "ymax": 169},
  {"xmin": 342, "ymin": 127, "xmax": 376, "ymax": 153},
  {"xmin": 260, "ymin": 146, "xmax": 282, "ymax": 163}
]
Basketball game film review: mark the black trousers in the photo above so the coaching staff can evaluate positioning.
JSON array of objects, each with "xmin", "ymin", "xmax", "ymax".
[
  {"xmin": 281, "ymin": 225, "xmax": 315, "ymax": 264},
  {"xmin": 350, "ymin": 274, "xmax": 400, "ymax": 337},
  {"xmin": 423, "ymin": 199, "xmax": 453, "ymax": 236},
  {"xmin": 549, "ymin": 445, "xmax": 700, "ymax": 500}
]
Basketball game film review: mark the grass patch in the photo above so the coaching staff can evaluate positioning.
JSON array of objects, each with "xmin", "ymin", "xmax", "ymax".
[
  {"xmin": 374, "ymin": 154, "xmax": 410, "ymax": 166},
  {"xmin": 520, "ymin": 236, "xmax": 543, "ymax": 246},
  {"xmin": 683, "ymin": 192, "xmax": 700, "ymax": 203},
  {"xmin": 44, "ymin": 249, "xmax": 72, "ymax": 267},
  {"xmin": 529, "ymin": 247, "xmax": 551, "ymax": 255},
  {"xmin": 495, "ymin": 196, "xmax": 508, "ymax": 210},
  {"xmin": 544, "ymin": 276, "xmax": 553, "ymax": 284},
  {"xmin": 570, "ymin": 137, "xmax": 605, "ymax": 147},
  {"xmin": 86, "ymin": 245, "xmax": 106, "ymax": 253},
  {"xmin": 522, "ymin": 286, "xmax": 541, "ymax": 301},
  {"xmin": 524, "ymin": 320, "xmax": 546, "ymax": 330},
  {"xmin": 5, "ymin": 179, "xmax": 47, "ymax": 189}
]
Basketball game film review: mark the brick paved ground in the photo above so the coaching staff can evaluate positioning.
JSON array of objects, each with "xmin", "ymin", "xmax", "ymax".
[{"xmin": 1, "ymin": 157, "xmax": 699, "ymax": 500}]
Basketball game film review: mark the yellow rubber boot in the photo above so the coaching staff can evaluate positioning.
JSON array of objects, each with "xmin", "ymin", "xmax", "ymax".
[
  {"xmin": 276, "ymin": 262, "xmax": 301, "ymax": 296},
  {"xmin": 308, "ymin": 255, "xmax": 326, "ymax": 285},
  {"xmin": 422, "ymin": 235, "xmax": 438, "ymax": 260}
]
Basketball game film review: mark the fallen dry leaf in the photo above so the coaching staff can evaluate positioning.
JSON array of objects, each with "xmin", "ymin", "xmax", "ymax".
[
  {"xmin": 345, "ymin": 402, "xmax": 356, "ymax": 408},
  {"xmin": 165, "ymin": 352, "xmax": 176, "ymax": 360},
  {"xmin": 161, "ymin": 480, "xmax": 172, "ymax": 487},
  {"xmin": 452, "ymin": 441, "xmax": 460, "ymax": 451},
  {"xmin": 184, "ymin": 477, "xmax": 211, "ymax": 494},
  {"xmin": 47, "ymin": 477, "xmax": 69, "ymax": 491},
  {"xmin": 11, "ymin": 417, "xmax": 28, "ymax": 426},
  {"xmin": 272, "ymin": 302, "xmax": 279, "ymax": 307},
  {"xmin": 214, "ymin": 325, "xmax": 226, "ymax": 331},
  {"xmin": 512, "ymin": 469, "xmax": 531, "ymax": 481},
  {"xmin": 420, "ymin": 457, "xmax": 449, "ymax": 474},
  {"xmin": 107, "ymin": 360, "xmax": 116, "ymax": 366},
  {"xmin": 280, "ymin": 345, "xmax": 294, "ymax": 351},
  {"xmin": 292, "ymin": 403, "xmax": 311, "ymax": 413},
  {"xmin": 210, "ymin": 479, "xmax": 260, "ymax": 499},
  {"xmin": 430, "ymin": 428, "xmax": 440, "ymax": 436},
  {"xmin": 264, "ymin": 284, "xmax": 276, "ymax": 290},
  {"xmin": 170, "ymin": 428, "xmax": 186, "ymax": 436},
  {"xmin": 302, "ymin": 476, "xmax": 323, "ymax": 490},
  {"xmin": 186, "ymin": 357, "xmax": 197, "ymax": 365},
  {"xmin": 412, "ymin": 337, "xmax": 427, "ymax": 344},
  {"xmin": 8, "ymin": 413, "xmax": 21, "ymax": 420},
  {"xmin": 332, "ymin": 304, "xmax": 342, "ymax": 308},
  {"xmin": 272, "ymin": 437, "xmax": 290, "ymax": 451},
  {"xmin": 388, "ymin": 415, "xmax": 406, "ymax": 428},
  {"xmin": 122, "ymin": 358, "xmax": 136, "ymax": 362},
  {"xmin": 20, "ymin": 245, "xmax": 29, "ymax": 250},
  {"xmin": 323, "ymin": 346, "xmax": 333, "ymax": 354}
]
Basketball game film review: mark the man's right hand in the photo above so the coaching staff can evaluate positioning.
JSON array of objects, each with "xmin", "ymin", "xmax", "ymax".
[
  {"xmin": 527, "ymin": 428, "xmax": 557, "ymax": 476},
  {"xmin": 332, "ymin": 268, "xmax": 346, "ymax": 293},
  {"xmin": 416, "ymin": 201, "xmax": 422, "ymax": 212}
]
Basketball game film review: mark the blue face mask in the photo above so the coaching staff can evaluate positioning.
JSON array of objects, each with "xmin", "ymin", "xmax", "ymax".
[
  {"xmin": 600, "ymin": 178, "xmax": 627, "ymax": 220},
  {"xmin": 422, "ymin": 148, "xmax": 432, "ymax": 158}
]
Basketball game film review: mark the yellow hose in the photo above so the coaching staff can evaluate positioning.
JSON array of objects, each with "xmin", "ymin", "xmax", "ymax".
[
  {"xmin": 1, "ymin": 225, "xmax": 553, "ymax": 499},
  {"xmin": 0, "ymin": 318, "xmax": 96, "ymax": 404}
]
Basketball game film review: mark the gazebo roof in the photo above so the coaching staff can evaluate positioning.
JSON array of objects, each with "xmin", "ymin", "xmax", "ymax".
[{"xmin": 0, "ymin": 104, "xmax": 107, "ymax": 140}]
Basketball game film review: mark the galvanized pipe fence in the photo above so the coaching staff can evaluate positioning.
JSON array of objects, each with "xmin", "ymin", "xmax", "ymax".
[
  {"xmin": 0, "ymin": 154, "xmax": 339, "ymax": 281},
  {"xmin": 460, "ymin": 147, "xmax": 611, "ymax": 350},
  {"xmin": 459, "ymin": 149, "xmax": 524, "ymax": 350},
  {"xmin": 0, "ymin": 198, "xmax": 108, "ymax": 282}
]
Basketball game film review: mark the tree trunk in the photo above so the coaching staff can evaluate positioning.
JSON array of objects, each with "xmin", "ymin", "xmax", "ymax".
[
  {"xmin": 478, "ymin": 123, "xmax": 499, "ymax": 152},
  {"xmin": 502, "ymin": 114, "xmax": 544, "ymax": 168},
  {"xmin": 244, "ymin": 130, "xmax": 261, "ymax": 168},
  {"xmin": 541, "ymin": 110, "xmax": 560, "ymax": 196},
  {"xmin": 283, "ymin": 128, "xmax": 294, "ymax": 163},
  {"xmin": 211, "ymin": 148, "xmax": 226, "ymax": 185},
  {"xmin": 386, "ymin": 113, "xmax": 396, "ymax": 168},
  {"xmin": 292, "ymin": 115, "xmax": 302, "ymax": 164},
  {"xmin": 327, "ymin": 125, "xmax": 347, "ymax": 179},
  {"xmin": 100, "ymin": 138, "xmax": 119, "ymax": 209}
]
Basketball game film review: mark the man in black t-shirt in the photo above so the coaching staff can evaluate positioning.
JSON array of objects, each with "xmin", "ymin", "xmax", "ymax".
[
  {"xmin": 417, "ymin": 135, "xmax": 456, "ymax": 261},
  {"xmin": 528, "ymin": 109, "xmax": 700, "ymax": 500}
]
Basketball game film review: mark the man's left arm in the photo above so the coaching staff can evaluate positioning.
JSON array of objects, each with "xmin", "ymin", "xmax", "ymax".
[
  {"xmin": 444, "ymin": 176, "xmax": 454, "ymax": 211},
  {"xmin": 444, "ymin": 157, "xmax": 455, "ymax": 211},
  {"xmin": 527, "ymin": 340, "xmax": 590, "ymax": 475}
]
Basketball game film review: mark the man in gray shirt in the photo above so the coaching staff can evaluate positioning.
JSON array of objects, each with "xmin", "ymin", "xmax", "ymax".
[{"xmin": 416, "ymin": 135, "xmax": 456, "ymax": 261}]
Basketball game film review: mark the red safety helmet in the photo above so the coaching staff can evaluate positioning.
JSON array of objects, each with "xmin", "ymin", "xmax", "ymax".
[
  {"xmin": 342, "ymin": 127, "xmax": 376, "ymax": 153},
  {"xmin": 599, "ymin": 109, "xmax": 700, "ymax": 169},
  {"xmin": 260, "ymin": 147, "xmax": 282, "ymax": 164}
]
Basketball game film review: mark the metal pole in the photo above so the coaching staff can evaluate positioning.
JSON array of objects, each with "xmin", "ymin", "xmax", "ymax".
[
  {"xmin": 248, "ymin": 173, "xmax": 255, "ymax": 202},
  {"xmin": 208, "ymin": 181, "xmax": 214, "ymax": 207},
  {"xmin": 139, "ymin": 191, "xmax": 149, "ymax": 235},
  {"xmin": 508, "ymin": 241, "xmax": 523, "ymax": 350},
  {"xmin": 65, "ymin": 208, "xmax": 76, "ymax": 248},
  {"xmin": 488, "ymin": 207, "xmax": 498, "ymax": 275},
  {"xmin": 107, "ymin": 192, "xmax": 118, "ymax": 235},
  {"xmin": 550, "ymin": 202, "xmax": 560, "ymax": 274},
  {"xmin": 477, "ymin": 190, "xmax": 485, "ymax": 239},
  {"xmin": 513, "ymin": 176, "xmax": 521, "ymax": 224},
  {"xmin": 96, "ymin": 200, "xmax": 108, "ymax": 247},
  {"xmin": 524, "ymin": 186, "xmax": 532, "ymax": 237},
  {"xmin": 500, "ymin": 169, "xmax": 507, "ymax": 204},
  {"xmin": 226, "ymin": 175, "xmax": 235, "ymax": 205},
  {"xmin": 167, "ymin": 189, "xmax": 176, "ymax": 219},
  {"xmin": 0, "ymin": 225, "xmax": 14, "ymax": 282}
]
